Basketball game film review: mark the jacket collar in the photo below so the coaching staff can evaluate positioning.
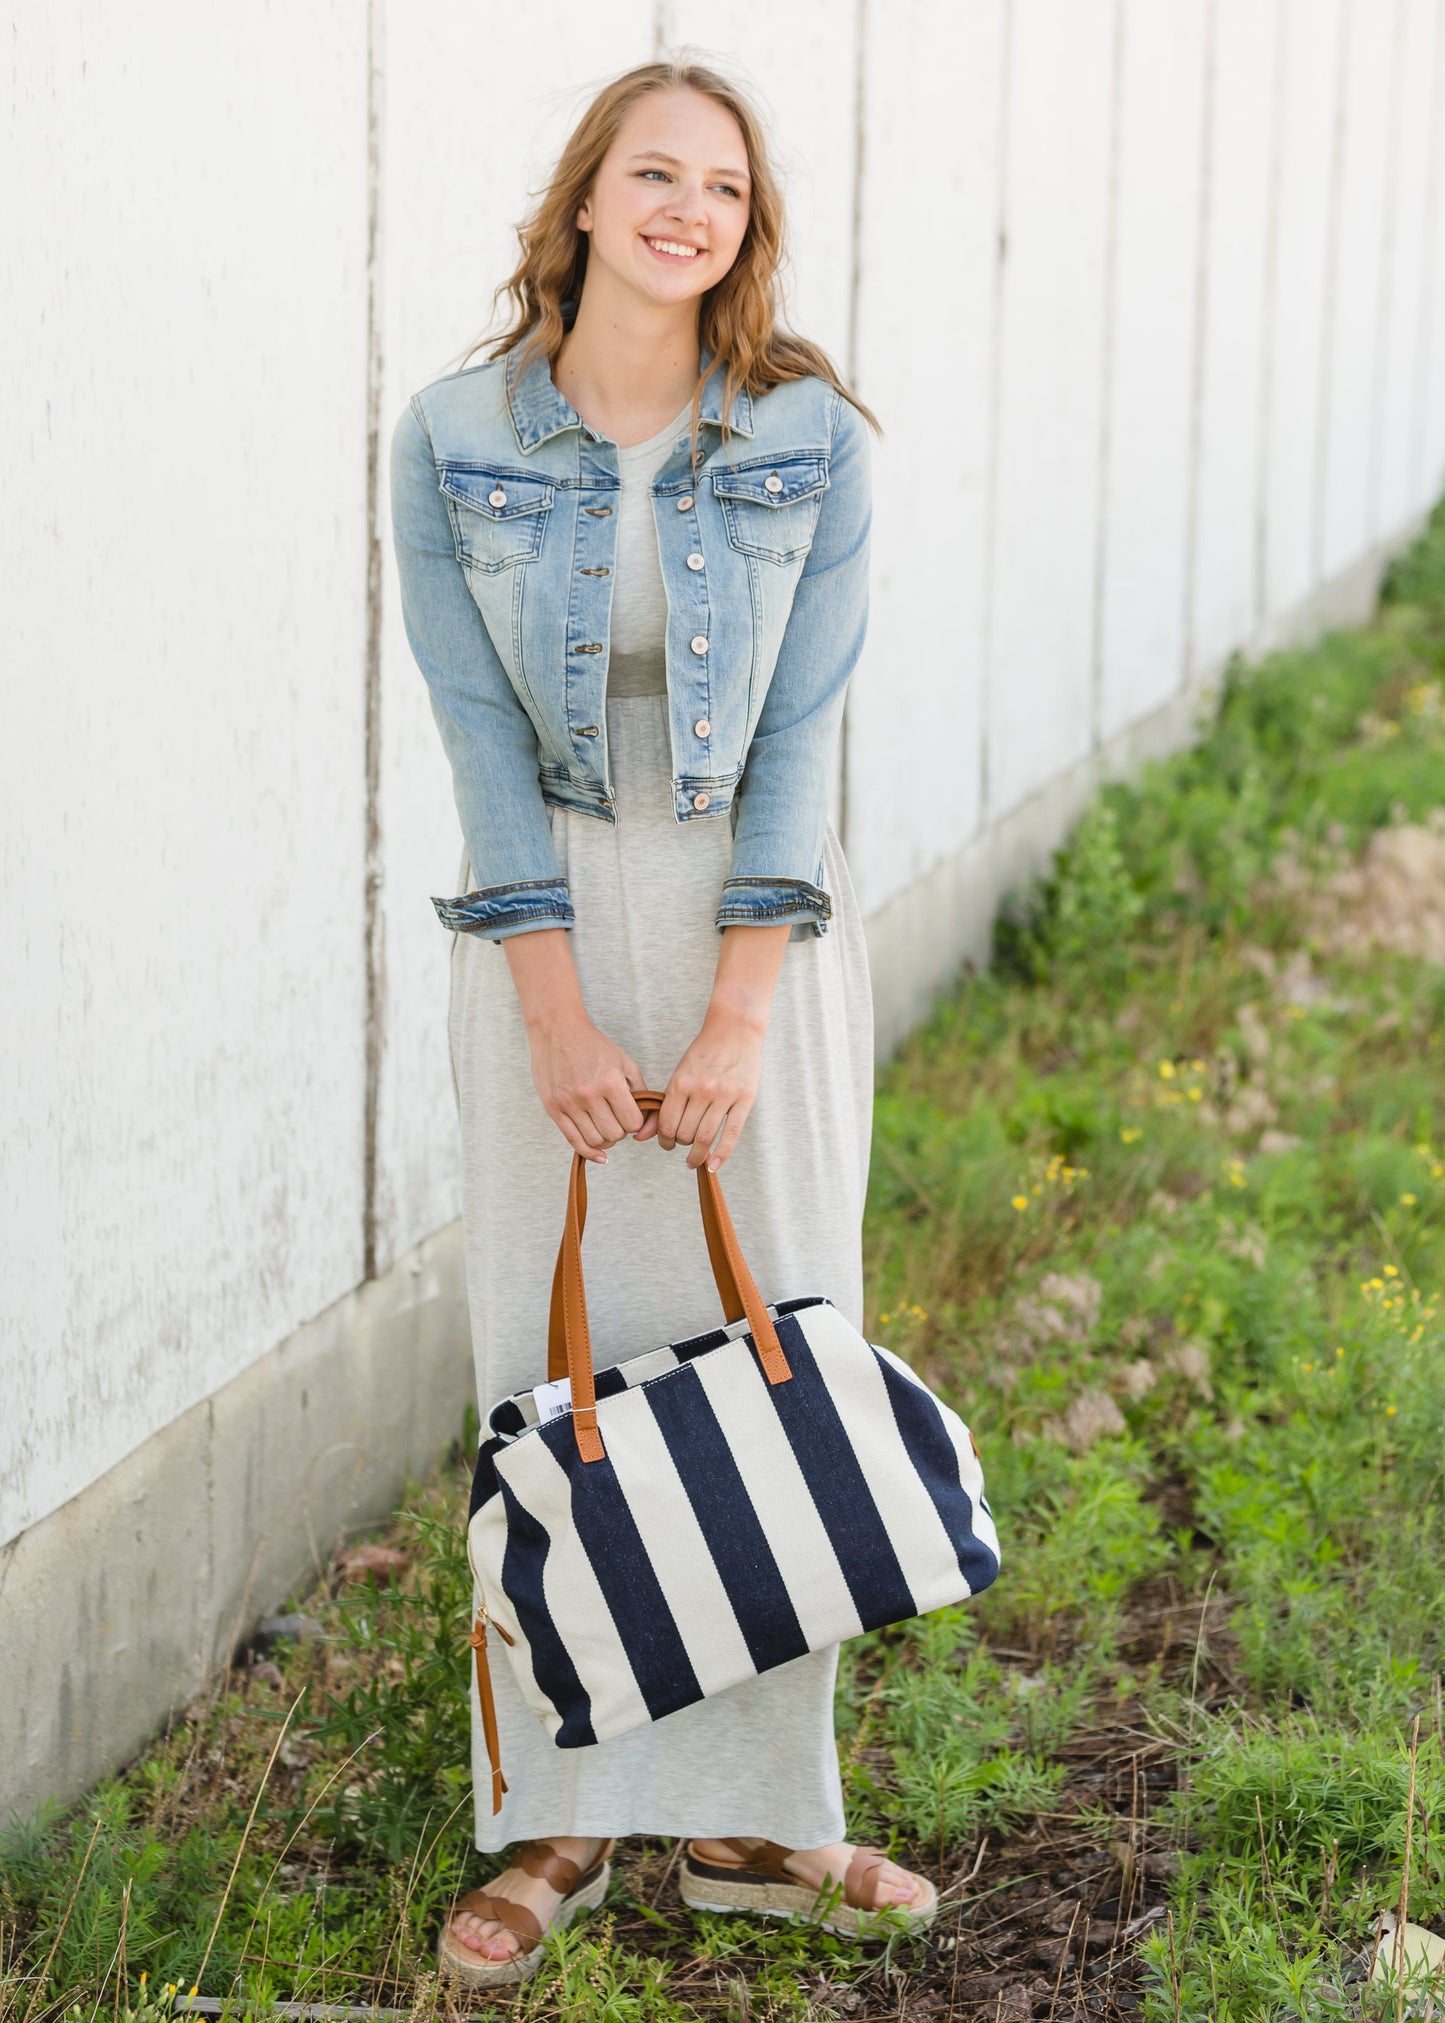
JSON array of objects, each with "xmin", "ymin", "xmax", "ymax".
[{"xmin": 505, "ymin": 336, "xmax": 755, "ymax": 451}]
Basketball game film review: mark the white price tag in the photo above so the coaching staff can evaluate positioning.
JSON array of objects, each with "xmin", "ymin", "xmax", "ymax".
[{"xmin": 531, "ymin": 1376, "xmax": 574, "ymax": 1423}]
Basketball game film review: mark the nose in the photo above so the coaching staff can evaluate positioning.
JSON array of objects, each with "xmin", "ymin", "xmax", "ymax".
[{"xmin": 664, "ymin": 177, "xmax": 708, "ymax": 229}]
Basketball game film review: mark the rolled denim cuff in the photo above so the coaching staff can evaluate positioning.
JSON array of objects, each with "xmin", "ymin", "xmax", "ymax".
[
  {"xmin": 715, "ymin": 876, "xmax": 832, "ymax": 936},
  {"xmin": 431, "ymin": 878, "xmax": 575, "ymax": 942}
]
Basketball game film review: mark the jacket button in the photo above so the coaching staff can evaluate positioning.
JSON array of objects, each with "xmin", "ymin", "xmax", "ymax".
[
  {"xmin": 676, "ymin": 494, "xmax": 694, "ymax": 511},
  {"xmin": 692, "ymin": 791, "xmax": 711, "ymax": 810},
  {"xmin": 693, "ymin": 717, "xmax": 711, "ymax": 738},
  {"xmin": 689, "ymin": 634, "xmax": 708, "ymax": 655},
  {"xmin": 488, "ymin": 487, "xmax": 508, "ymax": 508},
  {"xmin": 686, "ymin": 552, "xmax": 705, "ymax": 571},
  {"xmin": 764, "ymin": 472, "xmax": 783, "ymax": 495}
]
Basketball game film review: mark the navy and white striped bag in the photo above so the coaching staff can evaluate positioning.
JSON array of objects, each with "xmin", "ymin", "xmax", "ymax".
[{"xmin": 464, "ymin": 1093, "xmax": 1000, "ymax": 1813}]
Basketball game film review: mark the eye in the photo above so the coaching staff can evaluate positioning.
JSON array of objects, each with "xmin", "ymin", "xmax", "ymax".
[
  {"xmin": 714, "ymin": 183, "xmax": 743, "ymax": 200},
  {"xmin": 637, "ymin": 168, "xmax": 670, "ymax": 183}
]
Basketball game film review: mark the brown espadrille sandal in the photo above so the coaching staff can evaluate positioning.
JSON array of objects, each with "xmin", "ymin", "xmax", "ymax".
[
  {"xmin": 678, "ymin": 1836, "xmax": 938, "ymax": 1938},
  {"xmin": 436, "ymin": 1835, "xmax": 615, "ymax": 1988}
]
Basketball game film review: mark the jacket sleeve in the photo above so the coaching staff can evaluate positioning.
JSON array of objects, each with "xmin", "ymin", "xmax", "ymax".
[
  {"xmin": 716, "ymin": 388, "xmax": 871, "ymax": 937},
  {"xmin": 389, "ymin": 396, "xmax": 575, "ymax": 941}
]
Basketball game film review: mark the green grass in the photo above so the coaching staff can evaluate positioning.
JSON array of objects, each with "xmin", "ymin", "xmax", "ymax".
[{"xmin": 4, "ymin": 499, "xmax": 1445, "ymax": 2020}]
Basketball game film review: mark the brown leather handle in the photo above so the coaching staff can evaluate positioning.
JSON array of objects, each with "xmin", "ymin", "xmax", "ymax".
[{"xmin": 545, "ymin": 1090, "xmax": 792, "ymax": 1462}]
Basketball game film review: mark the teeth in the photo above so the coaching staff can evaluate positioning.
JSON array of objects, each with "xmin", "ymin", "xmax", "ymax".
[{"xmin": 647, "ymin": 238, "xmax": 699, "ymax": 258}]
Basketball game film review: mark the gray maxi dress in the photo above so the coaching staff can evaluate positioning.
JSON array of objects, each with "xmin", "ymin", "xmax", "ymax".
[{"xmin": 447, "ymin": 403, "xmax": 875, "ymax": 1854}]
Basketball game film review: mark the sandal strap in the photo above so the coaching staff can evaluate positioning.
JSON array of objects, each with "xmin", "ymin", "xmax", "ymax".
[
  {"xmin": 843, "ymin": 1846, "xmax": 898, "ymax": 1910},
  {"xmin": 450, "ymin": 1884, "xmax": 543, "ymax": 1948},
  {"xmin": 515, "ymin": 1840, "xmax": 583, "ymax": 1893},
  {"xmin": 698, "ymin": 1839, "xmax": 920, "ymax": 1913},
  {"xmin": 714, "ymin": 1836, "xmax": 797, "ymax": 1881},
  {"xmin": 514, "ymin": 1835, "xmax": 613, "ymax": 1893}
]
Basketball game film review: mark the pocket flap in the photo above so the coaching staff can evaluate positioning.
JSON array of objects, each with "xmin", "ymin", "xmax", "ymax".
[
  {"xmin": 439, "ymin": 466, "xmax": 555, "ymax": 519},
  {"xmin": 711, "ymin": 456, "xmax": 829, "ymax": 508}
]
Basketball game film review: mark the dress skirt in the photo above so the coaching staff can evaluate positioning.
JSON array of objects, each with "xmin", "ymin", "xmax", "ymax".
[{"xmin": 448, "ymin": 692, "xmax": 875, "ymax": 1852}]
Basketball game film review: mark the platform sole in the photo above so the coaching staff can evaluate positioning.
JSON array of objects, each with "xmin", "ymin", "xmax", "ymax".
[{"xmin": 436, "ymin": 1856, "xmax": 612, "ymax": 1988}]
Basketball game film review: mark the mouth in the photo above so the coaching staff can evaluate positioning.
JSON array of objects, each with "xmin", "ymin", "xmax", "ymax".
[{"xmin": 642, "ymin": 235, "xmax": 704, "ymax": 263}]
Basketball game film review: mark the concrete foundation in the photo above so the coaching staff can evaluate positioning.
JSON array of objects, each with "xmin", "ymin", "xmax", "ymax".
[{"xmin": 1, "ymin": 1222, "xmax": 471, "ymax": 1823}]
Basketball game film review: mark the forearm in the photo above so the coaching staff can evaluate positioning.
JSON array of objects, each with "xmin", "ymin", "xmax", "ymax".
[
  {"xmin": 705, "ymin": 922, "xmax": 792, "ymax": 1036},
  {"xmin": 503, "ymin": 926, "xmax": 588, "ymax": 1037}
]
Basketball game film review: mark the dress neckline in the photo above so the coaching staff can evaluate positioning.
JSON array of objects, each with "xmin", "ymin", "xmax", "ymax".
[{"xmin": 615, "ymin": 402, "xmax": 694, "ymax": 461}]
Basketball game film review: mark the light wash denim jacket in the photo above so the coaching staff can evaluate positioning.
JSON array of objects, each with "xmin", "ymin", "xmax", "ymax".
[{"xmin": 389, "ymin": 336, "xmax": 871, "ymax": 942}]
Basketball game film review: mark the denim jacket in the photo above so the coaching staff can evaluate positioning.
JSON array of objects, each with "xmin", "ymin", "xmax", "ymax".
[{"xmin": 389, "ymin": 337, "xmax": 871, "ymax": 942}]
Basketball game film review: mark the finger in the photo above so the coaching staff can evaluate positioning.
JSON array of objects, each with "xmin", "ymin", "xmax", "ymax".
[
  {"xmin": 685, "ymin": 1102, "xmax": 732, "ymax": 1170},
  {"xmin": 625, "ymin": 1069, "xmax": 659, "ymax": 1138},
  {"xmin": 611, "ymin": 1078, "xmax": 646, "ymax": 1137},
  {"xmin": 672, "ymin": 1092, "xmax": 714, "ymax": 1156},
  {"xmin": 656, "ymin": 1085, "xmax": 685, "ymax": 1151},
  {"xmin": 565, "ymin": 1103, "xmax": 607, "ymax": 1150},
  {"xmin": 705, "ymin": 1097, "xmax": 752, "ymax": 1171},
  {"xmin": 554, "ymin": 1111, "xmax": 606, "ymax": 1164},
  {"xmin": 587, "ymin": 1097, "xmax": 636, "ymax": 1149}
]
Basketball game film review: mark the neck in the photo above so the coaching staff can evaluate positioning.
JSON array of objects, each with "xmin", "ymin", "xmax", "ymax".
[{"xmin": 553, "ymin": 276, "xmax": 701, "ymax": 443}]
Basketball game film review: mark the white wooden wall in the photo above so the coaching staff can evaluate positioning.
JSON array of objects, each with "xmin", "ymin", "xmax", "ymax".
[{"xmin": 6, "ymin": 0, "xmax": 1445, "ymax": 1550}]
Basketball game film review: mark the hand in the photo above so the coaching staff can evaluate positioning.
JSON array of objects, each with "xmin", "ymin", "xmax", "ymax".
[
  {"xmin": 656, "ymin": 1006, "xmax": 766, "ymax": 1172},
  {"xmin": 525, "ymin": 1008, "xmax": 649, "ymax": 1164}
]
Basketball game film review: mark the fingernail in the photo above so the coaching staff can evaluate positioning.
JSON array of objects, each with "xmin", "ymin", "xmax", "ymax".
[{"xmin": 707, "ymin": 1156, "xmax": 720, "ymax": 1172}]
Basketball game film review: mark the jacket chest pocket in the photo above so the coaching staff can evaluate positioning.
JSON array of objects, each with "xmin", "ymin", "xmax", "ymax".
[
  {"xmin": 711, "ymin": 456, "xmax": 829, "ymax": 564},
  {"xmin": 439, "ymin": 466, "xmax": 556, "ymax": 573}
]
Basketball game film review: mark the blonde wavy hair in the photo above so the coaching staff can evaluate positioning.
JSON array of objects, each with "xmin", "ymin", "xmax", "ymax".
[{"xmin": 465, "ymin": 57, "xmax": 881, "ymax": 455}]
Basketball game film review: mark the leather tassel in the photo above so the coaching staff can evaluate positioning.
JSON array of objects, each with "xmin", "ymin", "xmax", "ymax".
[{"xmin": 469, "ymin": 1611, "xmax": 513, "ymax": 1814}]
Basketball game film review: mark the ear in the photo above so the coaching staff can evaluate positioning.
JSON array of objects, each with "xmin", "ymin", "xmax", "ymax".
[{"xmin": 575, "ymin": 197, "xmax": 593, "ymax": 234}]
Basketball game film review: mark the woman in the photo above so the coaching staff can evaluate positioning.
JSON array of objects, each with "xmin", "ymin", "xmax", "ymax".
[{"xmin": 390, "ymin": 57, "xmax": 938, "ymax": 1988}]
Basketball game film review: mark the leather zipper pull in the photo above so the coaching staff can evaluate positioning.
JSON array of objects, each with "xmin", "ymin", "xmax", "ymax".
[{"xmin": 468, "ymin": 1612, "xmax": 509, "ymax": 1814}]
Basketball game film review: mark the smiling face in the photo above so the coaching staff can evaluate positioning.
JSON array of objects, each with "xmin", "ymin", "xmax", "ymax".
[{"xmin": 575, "ymin": 86, "xmax": 752, "ymax": 314}]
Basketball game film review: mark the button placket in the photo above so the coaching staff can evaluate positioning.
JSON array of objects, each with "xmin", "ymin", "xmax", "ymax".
[
  {"xmin": 664, "ymin": 490, "xmax": 710, "ymax": 779},
  {"xmin": 569, "ymin": 460, "xmax": 620, "ymax": 780}
]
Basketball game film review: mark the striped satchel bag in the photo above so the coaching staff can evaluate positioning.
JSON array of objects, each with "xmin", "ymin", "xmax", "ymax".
[{"xmin": 465, "ymin": 1092, "xmax": 1000, "ymax": 1812}]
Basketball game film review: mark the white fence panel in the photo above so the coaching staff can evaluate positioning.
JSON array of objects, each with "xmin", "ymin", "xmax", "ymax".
[
  {"xmin": 1096, "ymin": 0, "xmax": 1207, "ymax": 741},
  {"xmin": 0, "ymin": 1, "xmax": 370, "ymax": 1544},
  {"xmin": 986, "ymin": 0, "xmax": 1115, "ymax": 819},
  {"xmin": 1261, "ymin": 0, "xmax": 1344, "ymax": 619},
  {"xmin": 845, "ymin": 0, "xmax": 1006, "ymax": 915},
  {"xmin": 1319, "ymin": 0, "xmax": 1397, "ymax": 579},
  {"xmin": 1189, "ymin": 0, "xmax": 1279, "ymax": 677},
  {"xmin": 1374, "ymin": 0, "xmax": 1441, "ymax": 538}
]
